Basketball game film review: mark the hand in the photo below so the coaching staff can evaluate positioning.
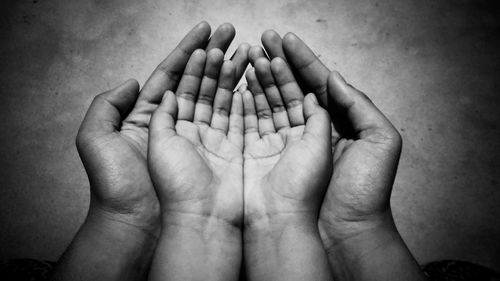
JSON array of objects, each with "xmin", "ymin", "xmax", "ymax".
[
  {"xmin": 75, "ymin": 22, "xmax": 248, "ymax": 233},
  {"xmin": 257, "ymin": 31, "xmax": 425, "ymax": 281},
  {"xmin": 52, "ymin": 22, "xmax": 248, "ymax": 281},
  {"xmin": 148, "ymin": 51, "xmax": 243, "ymax": 226},
  {"xmin": 253, "ymin": 29, "xmax": 401, "ymax": 239},
  {"xmin": 147, "ymin": 49, "xmax": 245, "ymax": 281},
  {"xmin": 243, "ymin": 58, "xmax": 332, "ymax": 224},
  {"xmin": 242, "ymin": 57, "xmax": 333, "ymax": 281}
]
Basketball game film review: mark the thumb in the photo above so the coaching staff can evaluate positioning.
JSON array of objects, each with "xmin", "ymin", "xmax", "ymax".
[
  {"xmin": 77, "ymin": 79, "xmax": 139, "ymax": 140},
  {"xmin": 149, "ymin": 90, "xmax": 178, "ymax": 141},
  {"xmin": 302, "ymin": 93, "xmax": 332, "ymax": 145},
  {"xmin": 327, "ymin": 71, "xmax": 402, "ymax": 153}
]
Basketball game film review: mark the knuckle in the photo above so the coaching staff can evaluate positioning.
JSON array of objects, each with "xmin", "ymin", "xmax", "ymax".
[
  {"xmin": 256, "ymin": 108, "xmax": 273, "ymax": 119},
  {"xmin": 178, "ymin": 91, "xmax": 197, "ymax": 101},
  {"xmin": 285, "ymin": 98, "xmax": 302, "ymax": 109}
]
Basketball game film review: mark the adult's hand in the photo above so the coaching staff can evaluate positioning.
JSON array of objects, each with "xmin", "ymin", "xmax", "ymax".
[
  {"xmin": 254, "ymin": 31, "xmax": 426, "ymax": 281},
  {"xmin": 52, "ymin": 22, "xmax": 248, "ymax": 281}
]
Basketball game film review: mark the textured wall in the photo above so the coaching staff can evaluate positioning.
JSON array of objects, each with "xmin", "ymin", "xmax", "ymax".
[{"xmin": 1, "ymin": 0, "xmax": 499, "ymax": 272}]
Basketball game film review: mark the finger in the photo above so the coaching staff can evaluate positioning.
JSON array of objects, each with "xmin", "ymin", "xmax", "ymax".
[
  {"xmin": 211, "ymin": 61, "xmax": 236, "ymax": 133},
  {"xmin": 228, "ymin": 91, "xmax": 244, "ymax": 150},
  {"xmin": 242, "ymin": 90, "xmax": 260, "ymax": 144},
  {"xmin": 282, "ymin": 32, "xmax": 330, "ymax": 106},
  {"xmin": 175, "ymin": 49, "xmax": 207, "ymax": 121},
  {"xmin": 206, "ymin": 23, "xmax": 236, "ymax": 53},
  {"xmin": 231, "ymin": 43, "xmax": 251, "ymax": 85},
  {"xmin": 302, "ymin": 93, "xmax": 331, "ymax": 145},
  {"xmin": 237, "ymin": 83, "xmax": 248, "ymax": 93},
  {"xmin": 254, "ymin": 58, "xmax": 290, "ymax": 131},
  {"xmin": 78, "ymin": 79, "xmax": 140, "ymax": 140},
  {"xmin": 270, "ymin": 57, "xmax": 305, "ymax": 126},
  {"xmin": 248, "ymin": 45, "xmax": 267, "ymax": 66},
  {"xmin": 327, "ymin": 72, "xmax": 401, "ymax": 149},
  {"xmin": 149, "ymin": 91, "xmax": 178, "ymax": 141},
  {"xmin": 261, "ymin": 29, "xmax": 287, "ymax": 60},
  {"xmin": 138, "ymin": 22, "xmax": 212, "ymax": 104},
  {"xmin": 193, "ymin": 48, "xmax": 224, "ymax": 125},
  {"xmin": 246, "ymin": 68, "xmax": 275, "ymax": 136}
]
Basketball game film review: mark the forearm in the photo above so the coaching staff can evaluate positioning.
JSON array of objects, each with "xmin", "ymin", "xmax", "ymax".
[
  {"xmin": 51, "ymin": 207, "xmax": 158, "ymax": 281},
  {"xmin": 244, "ymin": 214, "xmax": 333, "ymax": 281},
  {"xmin": 148, "ymin": 213, "xmax": 242, "ymax": 281},
  {"xmin": 319, "ymin": 214, "xmax": 427, "ymax": 281}
]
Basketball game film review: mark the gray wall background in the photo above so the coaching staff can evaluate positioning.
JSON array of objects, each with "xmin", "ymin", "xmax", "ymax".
[{"xmin": 1, "ymin": 0, "xmax": 499, "ymax": 271}]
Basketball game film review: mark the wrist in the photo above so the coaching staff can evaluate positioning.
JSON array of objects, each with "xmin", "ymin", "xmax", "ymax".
[
  {"xmin": 85, "ymin": 206, "xmax": 160, "ymax": 241},
  {"xmin": 319, "ymin": 212, "xmax": 426, "ymax": 281},
  {"xmin": 244, "ymin": 212, "xmax": 319, "ymax": 244},
  {"xmin": 162, "ymin": 210, "xmax": 242, "ymax": 240},
  {"xmin": 89, "ymin": 199, "xmax": 160, "ymax": 237},
  {"xmin": 319, "ymin": 210, "xmax": 410, "ymax": 268}
]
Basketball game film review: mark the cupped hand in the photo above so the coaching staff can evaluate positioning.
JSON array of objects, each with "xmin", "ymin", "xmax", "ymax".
[
  {"xmin": 252, "ymin": 31, "xmax": 402, "ymax": 235},
  {"xmin": 242, "ymin": 57, "xmax": 332, "ymax": 226},
  {"xmin": 76, "ymin": 22, "xmax": 249, "ymax": 233},
  {"xmin": 148, "ymin": 50, "xmax": 244, "ymax": 226}
]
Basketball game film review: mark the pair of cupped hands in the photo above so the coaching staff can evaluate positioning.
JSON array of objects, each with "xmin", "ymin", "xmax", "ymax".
[{"xmin": 73, "ymin": 22, "xmax": 419, "ymax": 281}]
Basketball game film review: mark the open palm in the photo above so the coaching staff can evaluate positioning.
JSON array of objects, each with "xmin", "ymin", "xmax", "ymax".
[
  {"xmin": 148, "ymin": 52, "xmax": 245, "ymax": 225},
  {"xmin": 242, "ymin": 61, "xmax": 332, "ymax": 223}
]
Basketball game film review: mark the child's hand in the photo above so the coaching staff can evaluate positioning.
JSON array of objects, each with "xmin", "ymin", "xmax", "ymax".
[
  {"xmin": 243, "ymin": 58, "xmax": 332, "ymax": 226},
  {"xmin": 147, "ymin": 49, "xmax": 245, "ymax": 281},
  {"xmin": 242, "ymin": 57, "xmax": 333, "ymax": 281},
  {"xmin": 148, "ymin": 50, "xmax": 243, "ymax": 226}
]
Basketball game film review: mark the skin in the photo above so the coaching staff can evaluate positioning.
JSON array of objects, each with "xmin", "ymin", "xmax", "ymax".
[
  {"xmin": 246, "ymin": 30, "xmax": 427, "ymax": 281},
  {"xmin": 242, "ymin": 58, "xmax": 333, "ymax": 281},
  {"xmin": 51, "ymin": 22, "xmax": 249, "ymax": 281},
  {"xmin": 147, "ymin": 51, "xmax": 243, "ymax": 281}
]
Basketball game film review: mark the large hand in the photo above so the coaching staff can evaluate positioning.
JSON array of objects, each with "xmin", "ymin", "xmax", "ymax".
[
  {"xmin": 76, "ymin": 22, "xmax": 247, "ymax": 231},
  {"xmin": 242, "ymin": 58, "xmax": 333, "ymax": 281},
  {"xmin": 256, "ymin": 31, "xmax": 425, "ymax": 281},
  {"xmin": 52, "ymin": 22, "xmax": 248, "ymax": 281}
]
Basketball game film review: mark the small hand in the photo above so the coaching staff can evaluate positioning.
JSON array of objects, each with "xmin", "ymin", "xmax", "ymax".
[
  {"xmin": 243, "ymin": 58, "xmax": 332, "ymax": 223},
  {"xmin": 148, "ymin": 51, "xmax": 244, "ymax": 225},
  {"xmin": 253, "ymin": 29, "xmax": 401, "ymax": 234},
  {"xmin": 147, "ymin": 49, "xmax": 245, "ymax": 281},
  {"xmin": 242, "ymin": 57, "xmax": 333, "ymax": 281}
]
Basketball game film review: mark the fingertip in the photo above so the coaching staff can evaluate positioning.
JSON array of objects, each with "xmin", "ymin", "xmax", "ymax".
[
  {"xmin": 237, "ymin": 83, "xmax": 248, "ymax": 93},
  {"xmin": 194, "ymin": 21, "xmax": 212, "ymax": 36},
  {"xmin": 221, "ymin": 60, "xmax": 236, "ymax": 75},
  {"xmin": 192, "ymin": 48, "xmax": 207, "ymax": 59},
  {"xmin": 245, "ymin": 67, "xmax": 256, "ymax": 81},
  {"xmin": 238, "ymin": 42, "xmax": 251, "ymax": 52},
  {"xmin": 232, "ymin": 90, "xmax": 243, "ymax": 105},
  {"xmin": 218, "ymin": 22, "xmax": 236, "ymax": 36},
  {"xmin": 122, "ymin": 78, "xmax": 140, "ymax": 91},
  {"xmin": 261, "ymin": 29, "xmax": 280, "ymax": 44},
  {"xmin": 254, "ymin": 57, "xmax": 270, "ymax": 71},
  {"xmin": 249, "ymin": 45, "xmax": 264, "ymax": 55},
  {"xmin": 207, "ymin": 48, "xmax": 224, "ymax": 60},
  {"xmin": 270, "ymin": 57, "xmax": 287, "ymax": 72},
  {"xmin": 160, "ymin": 90, "xmax": 176, "ymax": 105},
  {"xmin": 282, "ymin": 32, "xmax": 299, "ymax": 46}
]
